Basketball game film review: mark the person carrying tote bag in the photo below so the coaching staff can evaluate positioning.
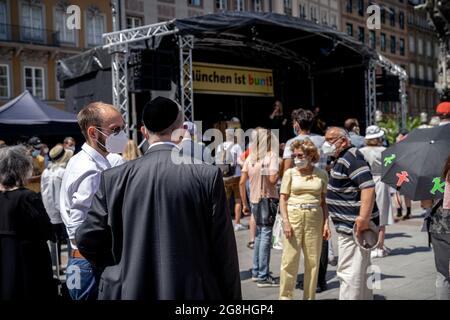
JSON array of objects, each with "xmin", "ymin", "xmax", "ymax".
[{"xmin": 240, "ymin": 128, "xmax": 280, "ymax": 288}]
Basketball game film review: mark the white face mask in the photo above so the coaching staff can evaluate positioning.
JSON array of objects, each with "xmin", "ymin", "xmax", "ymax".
[
  {"xmin": 322, "ymin": 141, "xmax": 337, "ymax": 156},
  {"xmin": 294, "ymin": 158, "xmax": 309, "ymax": 169},
  {"xmin": 96, "ymin": 128, "xmax": 128, "ymax": 153},
  {"xmin": 66, "ymin": 146, "xmax": 75, "ymax": 152}
]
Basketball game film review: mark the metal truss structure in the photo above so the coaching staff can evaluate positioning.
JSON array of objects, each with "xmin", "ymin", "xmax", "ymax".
[
  {"xmin": 102, "ymin": 21, "xmax": 195, "ymax": 136},
  {"xmin": 375, "ymin": 54, "xmax": 408, "ymax": 128},
  {"xmin": 365, "ymin": 60, "xmax": 377, "ymax": 127}
]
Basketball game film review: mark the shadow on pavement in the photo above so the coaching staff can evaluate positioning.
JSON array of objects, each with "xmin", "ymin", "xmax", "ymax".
[
  {"xmin": 385, "ymin": 232, "xmax": 413, "ymax": 239},
  {"xmin": 380, "ymin": 273, "xmax": 405, "ymax": 280},
  {"xmin": 388, "ymin": 246, "xmax": 431, "ymax": 256},
  {"xmin": 240, "ymin": 269, "xmax": 252, "ymax": 281}
]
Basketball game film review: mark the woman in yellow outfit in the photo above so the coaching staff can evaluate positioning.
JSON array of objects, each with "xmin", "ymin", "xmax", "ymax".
[{"xmin": 279, "ymin": 139, "xmax": 331, "ymax": 300}]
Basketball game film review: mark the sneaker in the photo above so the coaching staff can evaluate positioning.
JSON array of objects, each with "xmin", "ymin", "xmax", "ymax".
[
  {"xmin": 247, "ymin": 241, "xmax": 254, "ymax": 249},
  {"xmin": 316, "ymin": 282, "xmax": 328, "ymax": 293},
  {"xmin": 257, "ymin": 276, "xmax": 280, "ymax": 288},
  {"xmin": 371, "ymin": 248, "xmax": 387, "ymax": 259},
  {"xmin": 234, "ymin": 223, "xmax": 248, "ymax": 232},
  {"xmin": 251, "ymin": 276, "xmax": 259, "ymax": 282}
]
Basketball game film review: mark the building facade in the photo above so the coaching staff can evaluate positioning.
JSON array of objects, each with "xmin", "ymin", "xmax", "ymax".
[
  {"xmin": 340, "ymin": 0, "xmax": 438, "ymax": 116},
  {"xmin": 407, "ymin": 0, "xmax": 439, "ymax": 117},
  {"xmin": 0, "ymin": 0, "xmax": 112, "ymax": 109}
]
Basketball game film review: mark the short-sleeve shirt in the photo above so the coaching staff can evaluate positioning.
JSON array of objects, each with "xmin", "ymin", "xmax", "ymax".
[
  {"xmin": 280, "ymin": 167, "xmax": 328, "ymax": 206},
  {"xmin": 242, "ymin": 151, "xmax": 280, "ymax": 204},
  {"xmin": 327, "ymin": 147, "xmax": 379, "ymax": 235},
  {"xmin": 282, "ymin": 134, "xmax": 327, "ymax": 170}
]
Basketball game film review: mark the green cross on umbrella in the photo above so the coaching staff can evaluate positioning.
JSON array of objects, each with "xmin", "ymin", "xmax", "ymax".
[{"xmin": 381, "ymin": 124, "xmax": 450, "ymax": 201}]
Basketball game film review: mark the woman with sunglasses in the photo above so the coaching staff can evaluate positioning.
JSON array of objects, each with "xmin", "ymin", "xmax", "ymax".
[{"xmin": 279, "ymin": 138, "xmax": 330, "ymax": 300}]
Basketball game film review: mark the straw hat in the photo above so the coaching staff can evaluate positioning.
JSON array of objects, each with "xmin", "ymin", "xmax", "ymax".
[{"xmin": 49, "ymin": 145, "xmax": 73, "ymax": 164}]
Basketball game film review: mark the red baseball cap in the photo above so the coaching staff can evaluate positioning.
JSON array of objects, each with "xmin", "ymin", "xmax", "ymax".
[{"xmin": 436, "ymin": 102, "xmax": 450, "ymax": 114}]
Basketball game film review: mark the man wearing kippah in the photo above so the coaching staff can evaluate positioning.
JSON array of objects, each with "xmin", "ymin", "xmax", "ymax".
[{"xmin": 76, "ymin": 97, "xmax": 242, "ymax": 300}]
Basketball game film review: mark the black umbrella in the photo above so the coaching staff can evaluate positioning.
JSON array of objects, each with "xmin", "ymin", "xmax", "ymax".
[{"xmin": 381, "ymin": 124, "xmax": 450, "ymax": 201}]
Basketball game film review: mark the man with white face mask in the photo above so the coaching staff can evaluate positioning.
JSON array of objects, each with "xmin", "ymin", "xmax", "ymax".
[
  {"xmin": 324, "ymin": 127, "xmax": 379, "ymax": 300},
  {"xmin": 60, "ymin": 102, "xmax": 127, "ymax": 300}
]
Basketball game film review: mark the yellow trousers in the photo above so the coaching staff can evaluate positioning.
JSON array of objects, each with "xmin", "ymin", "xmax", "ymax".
[{"xmin": 279, "ymin": 206, "xmax": 323, "ymax": 300}]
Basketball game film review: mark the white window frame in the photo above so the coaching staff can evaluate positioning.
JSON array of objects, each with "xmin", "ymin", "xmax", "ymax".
[
  {"xmin": 310, "ymin": 4, "xmax": 318, "ymax": 22},
  {"xmin": 330, "ymin": 13, "xmax": 337, "ymax": 28},
  {"xmin": 188, "ymin": 0, "xmax": 202, "ymax": 7},
  {"xmin": 216, "ymin": 0, "xmax": 227, "ymax": 10},
  {"xmin": 20, "ymin": 0, "xmax": 44, "ymax": 42},
  {"xmin": 54, "ymin": 6, "xmax": 76, "ymax": 45},
  {"xmin": 320, "ymin": 9, "xmax": 329, "ymax": 25},
  {"xmin": 85, "ymin": 11, "xmax": 106, "ymax": 47},
  {"xmin": 126, "ymin": 16, "xmax": 143, "ymax": 29},
  {"xmin": 0, "ymin": 64, "xmax": 10, "ymax": 98},
  {"xmin": 23, "ymin": 66, "xmax": 45, "ymax": 99},
  {"xmin": 235, "ymin": 0, "xmax": 244, "ymax": 11},
  {"xmin": 253, "ymin": 0, "xmax": 262, "ymax": 12}
]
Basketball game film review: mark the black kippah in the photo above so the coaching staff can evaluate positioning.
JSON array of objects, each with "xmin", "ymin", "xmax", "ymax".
[{"xmin": 142, "ymin": 97, "xmax": 180, "ymax": 133}]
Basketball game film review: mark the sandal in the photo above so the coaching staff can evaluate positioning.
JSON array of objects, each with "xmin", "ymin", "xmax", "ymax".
[{"xmin": 247, "ymin": 241, "xmax": 254, "ymax": 249}]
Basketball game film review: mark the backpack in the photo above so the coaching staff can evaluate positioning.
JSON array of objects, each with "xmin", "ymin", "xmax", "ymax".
[{"xmin": 216, "ymin": 144, "xmax": 237, "ymax": 178}]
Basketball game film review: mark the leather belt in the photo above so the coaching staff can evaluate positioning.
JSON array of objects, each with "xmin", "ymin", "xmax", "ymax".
[{"xmin": 71, "ymin": 249, "xmax": 85, "ymax": 259}]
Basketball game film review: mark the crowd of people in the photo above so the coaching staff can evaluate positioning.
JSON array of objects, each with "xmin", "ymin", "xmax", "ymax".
[{"xmin": 0, "ymin": 97, "xmax": 449, "ymax": 300}]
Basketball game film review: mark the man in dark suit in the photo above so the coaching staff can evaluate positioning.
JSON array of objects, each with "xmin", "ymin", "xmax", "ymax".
[{"xmin": 76, "ymin": 97, "xmax": 241, "ymax": 300}]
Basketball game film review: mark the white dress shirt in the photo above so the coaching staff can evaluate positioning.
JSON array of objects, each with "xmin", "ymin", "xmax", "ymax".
[
  {"xmin": 41, "ymin": 164, "xmax": 66, "ymax": 224},
  {"xmin": 59, "ymin": 143, "xmax": 123, "ymax": 250}
]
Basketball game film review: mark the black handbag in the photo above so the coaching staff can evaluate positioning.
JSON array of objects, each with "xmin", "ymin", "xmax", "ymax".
[{"xmin": 253, "ymin": 161, "xmax": 279, "ymax": 227}]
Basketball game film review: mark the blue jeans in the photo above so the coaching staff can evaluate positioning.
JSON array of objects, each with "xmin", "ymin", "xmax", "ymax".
[
  {"xmin": 66, "ymin": 258, "xmax": 98, "ymax": 300},
  {"xmin": 251, "ymin": 205, "xmax": 273, "ymax": 280}
]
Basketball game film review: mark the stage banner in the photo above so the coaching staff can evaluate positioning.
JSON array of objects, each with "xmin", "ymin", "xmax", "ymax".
[{"xmin": 192, "ymin": 62, "xmax": 274, "ymax": 96}]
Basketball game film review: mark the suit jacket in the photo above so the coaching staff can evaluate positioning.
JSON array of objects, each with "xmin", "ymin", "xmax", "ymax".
[{"xmin": 76, "ymin": 144, "xmax": 241, "ymax": 300}]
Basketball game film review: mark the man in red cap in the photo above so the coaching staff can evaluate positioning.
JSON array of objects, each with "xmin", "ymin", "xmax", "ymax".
[{"xmin": 436, "ymin": 102, "xmax": 450, "ymax": 126}]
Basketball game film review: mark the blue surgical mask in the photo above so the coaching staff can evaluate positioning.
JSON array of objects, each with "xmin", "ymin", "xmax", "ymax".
[{"xmin": 31, "ymin": 150, "xmax": 40, "ymax": 158}]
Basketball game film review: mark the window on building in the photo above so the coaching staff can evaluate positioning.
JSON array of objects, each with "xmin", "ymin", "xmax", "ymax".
[
  {"xmin": 409, "ymin": 35, "xmax": 415, "ymax": 53},
  {"xmin": 399, "ymin": 11, "xmax": 404, "ymax": 29},
  {"xmin": 310, "ymin": 5, "xmax": 318, "ymax": 22},
  {"xmin": 330, "ymin": 13, "xmax": 337, "ymax": 29},
  {"xmin": 24, "ymin": 66, "xmax": 44, "ymax": 99},
  {"xmin": 321, "ymin": 10, "xmax": 328, "ymax": 25},
  {"xmin": 346, "ymin": 23, "xmax": 353, "ymax": 36},
  {"xmin": 427, "ymin": 66, "xmax": 433, "ymax": 81},
  {"xmin": 369, "ymin": 30, "xmax": 376, "ymax": 49},
  {"xmin": 235, "ymin": 0, "xmax": 244, "ymax": 11},
  {"xmin": 346, "ymin": 0, "xmax": 352, "ymax": 13},
  {"xmin": 358, "ymin": 26, "xmax": 365, "ymax": 44},
  {"xmin": 409, "ymin": 63, "xmax": 416, "ymax": 78},
  {"xmin": 253, "ymin": 0, "xmax": 263, "ymax": 12},
  {"xmin": 126, "ymin": 16, "xmax": 143, "ymax": 29},
  {"xmin": 216, "ymin": 0, "xmax": 227, "ymax": 10},
  {"xmin": 435, "ymin": 43, "xmax": 440, "ymax": 58},
  {"xmin": 299, "ymin": 1, "xmax": 307, "ymax": 18},
  {"xmin": 188, "ymin": 0, "xmax": 202, "ymax": 6},
  {"xmin": 0, "ymin": 64, "xmax": 9, "ymax": 98},
  {"xmin": 21, "ymin": 2, "xmax": 44, "ymax": 41},
  {"xmin": 358, "ymin": 0, "xmax": 364, "ymax": 16},
  {"xmin": 56, "ymin": 79, "xmax": 64, "ymax": 100},
  {"xmin": 284, "ymin": 0, "xmax": 292, "ymax": 15},
  {"xmin": 418, "ymin": 65, "xmax": 424, "ymax": 79},
  {"xmin": 389, "ymin": 8, "xmax": 395, "ymax": 27},
  {"xmin": 381, "ymin": 7, "xmax": 385, "ymax": 24},
  {"xmin": 426, "ymin": 40, "xmax": 432, "ymax": 57},
  {"xmin": 55, "ymin": 7, "xmax": 75, "ymax": 44},
  {"xmin": 418, "ymin": 37, "xmax": 423, "ymax": 55},
  {"xmin": 0, "ymin": 0, "xmax": 7, "ymax": 40},
  {"xmin": 400, "ymin": 38, "xmax": 405, "ymax": 56},
  {"xmin": 390, "ymin": 35, "xmax": 396, "ymax": 53},
  {"xmin": 87, "ymin": 11, "xmax": 105, "ymax": 46},
  {"xmin": 381, "ymin": 33, "xmax": 386, "ymax": 51}
]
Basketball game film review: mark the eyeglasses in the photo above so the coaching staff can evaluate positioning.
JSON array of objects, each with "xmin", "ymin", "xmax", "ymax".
[
  {"xmin": 95, "ymin": 124, "xmax": 127, "ymax": 136},
  {"xmin": 325, "ymin": 136, "xmax": 343, "ymax": 144}
]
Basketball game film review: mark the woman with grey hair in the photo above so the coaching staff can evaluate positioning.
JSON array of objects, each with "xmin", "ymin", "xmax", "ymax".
[{"xmin": 0, "ymin": 145, "xmax": 56, "ymax": 299}]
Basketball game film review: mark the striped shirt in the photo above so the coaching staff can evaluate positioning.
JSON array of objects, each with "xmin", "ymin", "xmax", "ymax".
[{"xmin": 327, "ymin": 147, "xmax": 379, "ymax": 235}]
